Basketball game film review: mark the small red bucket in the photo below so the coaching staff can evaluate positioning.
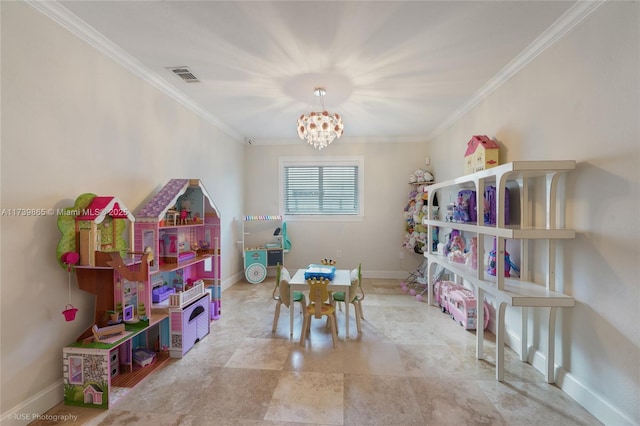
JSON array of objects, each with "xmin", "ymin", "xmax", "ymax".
[{"xmin": 62, "ymin": 304, "xmax": 78, "ymax": 321}]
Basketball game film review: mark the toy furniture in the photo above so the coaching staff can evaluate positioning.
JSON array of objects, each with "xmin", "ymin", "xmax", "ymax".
[
  {"xmin": 289, "ymin": 269, "xmax": 352, "ymax": 338},
  {"xmin": 299, "ymin": 278, "xmax": 338, "ymax": 348},
  {"xmin": 133, "ymin": 348, "xmax": 156, "ymax": 367},
  {"xmin": 92, "ymin": 324, "xmax": 125, "ymax": 341},
  {"xmin": 272, "ymin": 264, "xmax": 306, "ymax": 333},
  {"xmin": 240, "ymin": 215, "xmax": 284, "ymax": 284},
  {"xmin": 152, "ymin": 285, "xmax": 175, "ymax": 303},
  {"xmin": 423, "ymin": 161, "xmax": 576, "ymax": 383},
  {"xmin": 331, "ymin": 264, "xmax": 364, "ymax": 334}
]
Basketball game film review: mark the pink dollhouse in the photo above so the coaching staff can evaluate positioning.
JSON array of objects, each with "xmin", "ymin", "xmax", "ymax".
[
  {"xmin": 134, "ymin": 178, "xmax": 221, "ymax": 277},
  {"xmin": 464, "ymin": 135, "xmax": 499, "ymax": 175},
  {"xmin": 60, "ymin": 181, "xmax": 221, "ymax": 409},
  {"xmin": 135, "ymin": 178, "xmax": 221, "ymax": 358}
]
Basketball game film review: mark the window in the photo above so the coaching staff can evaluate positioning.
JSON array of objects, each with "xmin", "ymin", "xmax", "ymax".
[{"xmin": 280, "ymin": 156, "xmax": 364, "ymax": 219}]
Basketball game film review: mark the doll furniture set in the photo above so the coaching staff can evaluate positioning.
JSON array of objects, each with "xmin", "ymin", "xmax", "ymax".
[{"xmin": 58, "ymin": 179, "xmax": 221, "ymax": 409}]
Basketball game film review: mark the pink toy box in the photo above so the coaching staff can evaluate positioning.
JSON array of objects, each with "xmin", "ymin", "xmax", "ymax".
[{"xmin": 434, "ymin": 281, "xmax": 490, "ymax": 330}]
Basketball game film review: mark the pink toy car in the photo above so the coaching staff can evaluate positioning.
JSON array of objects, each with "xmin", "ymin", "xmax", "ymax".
[{"xmin": 434, "ymin": 280, "xmax": 490, "ymax": 330}]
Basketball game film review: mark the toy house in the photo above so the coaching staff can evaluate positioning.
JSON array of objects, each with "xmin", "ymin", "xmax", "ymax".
[
  {"xmin": 464, "ymin": 135, "xmax": 499, "ymax": 174},
  {"xmin": 57, "ymin": 193, "xmax": 170, "ymax": 409},
  {"xmin": 135, "ymin": 178, "xmax": 221, "ymax": 358}
]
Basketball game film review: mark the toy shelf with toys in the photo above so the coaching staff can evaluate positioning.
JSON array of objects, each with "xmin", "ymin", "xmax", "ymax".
[
  {"xmin": 403, "ymin": 168, "xmax": 436, "ymax": 254},
  {"xmin": 422, "ymin": 160, "xmax": 576, "ymax": 384}
]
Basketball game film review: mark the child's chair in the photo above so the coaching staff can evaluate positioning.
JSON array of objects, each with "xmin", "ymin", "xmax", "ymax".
[
  {"xmin": 300, "ymin": 278, "xmax": 338, "ymax": 347},
  {"xmin": 272, "ymin": 264, "xmax": 306, "ymax": 333},
  {"xmin": 331, "ymin": 263, "xmax": 364, "ymax": 334}
]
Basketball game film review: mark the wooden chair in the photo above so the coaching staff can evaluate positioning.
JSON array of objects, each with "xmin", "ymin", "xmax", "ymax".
[
  {"xmin": 300, "ymin": 278, "xmax": 338, "ymax": 347},
  {"xmin": 331, "ymin": 263, "xmax": 364, "ymax": 334},
  {"xmin": 272, "ymin": 264, "xmax": 306, "ymax": 333}
]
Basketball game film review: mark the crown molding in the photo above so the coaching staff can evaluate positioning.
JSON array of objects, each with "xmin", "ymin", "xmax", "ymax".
[
  {"xmin": 428, "ymin": 0, "xmax": 606, "ymax": 141},
  {"xmin": 25, "ymin": 0, "xmax": 243, "ymax": 142},
  {"xmin": 26, "ymin": 0, "xmax": 604, "ymax": 146}
]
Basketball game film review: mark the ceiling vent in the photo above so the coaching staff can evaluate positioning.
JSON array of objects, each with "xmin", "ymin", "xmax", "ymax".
[{"xmin": 168, "ymin": 67, "xmax": 200, "ymax": 83}]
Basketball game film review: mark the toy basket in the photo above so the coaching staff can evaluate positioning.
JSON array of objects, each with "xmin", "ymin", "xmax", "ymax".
[{"xmin": 62, "ymin": 304, "xmax": 78, "ymax": 321}]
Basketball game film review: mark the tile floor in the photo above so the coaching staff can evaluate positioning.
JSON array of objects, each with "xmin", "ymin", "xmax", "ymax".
[{"xmin": 32, "ymin": 277, "xmax": 602, "ymax": 425}]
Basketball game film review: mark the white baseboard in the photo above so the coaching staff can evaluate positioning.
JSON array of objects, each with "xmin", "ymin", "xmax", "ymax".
[
  {"xmin": 1, "ymin": 380, "xmax": 63, "ymax": 426},
  {"xmin": 555, "ymin": 368, "xmax": 637, "ymax": 426},
  {"xmin": 502, "ymin": 328, "xmax": 636, "ymax": 426}
]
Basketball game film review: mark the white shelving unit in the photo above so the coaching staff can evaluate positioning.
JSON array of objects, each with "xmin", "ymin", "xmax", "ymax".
[{"xmin": 423, "ymin": 161, "xmax": 576, "ymax": 383}]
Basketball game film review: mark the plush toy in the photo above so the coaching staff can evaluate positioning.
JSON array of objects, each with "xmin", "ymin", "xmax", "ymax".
[{"xmin": 413, "ymin": 169, "xmax": 435, "ymax": 183}]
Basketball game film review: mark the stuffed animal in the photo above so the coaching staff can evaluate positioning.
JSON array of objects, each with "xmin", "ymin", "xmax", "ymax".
[{"xmin": 414, "ymin": 169, "xmax": 435, "ymax": 183}]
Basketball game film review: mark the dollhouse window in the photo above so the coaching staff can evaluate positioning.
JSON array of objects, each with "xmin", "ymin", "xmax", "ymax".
[{"xmin": 69, "ymin": 356, "xmax": 83, "ymax": 384}]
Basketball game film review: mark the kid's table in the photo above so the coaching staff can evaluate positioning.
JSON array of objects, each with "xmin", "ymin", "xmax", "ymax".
[{"xmin": 288, "ymin": 269, "xmax": 353, "ymax": 340}]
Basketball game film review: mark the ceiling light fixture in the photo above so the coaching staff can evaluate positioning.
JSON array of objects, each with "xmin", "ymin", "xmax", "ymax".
[{"xmin": 296, "ymin": 88, "xmax": 344, "ymax": 150}]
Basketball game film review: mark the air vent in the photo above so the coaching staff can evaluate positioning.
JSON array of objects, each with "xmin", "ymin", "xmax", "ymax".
[{"xmin": 168, "ymin": 67, "xmax": 200, "ymax": 83}]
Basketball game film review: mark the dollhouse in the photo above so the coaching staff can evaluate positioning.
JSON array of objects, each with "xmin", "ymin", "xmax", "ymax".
[
  {"xmin": 58, "ymin": 180, "xmax": 221, "ymax": 409},
  {"xmin": 57, "ymin": 193, "xmax": 169, "ymax": 409},
  {"xmin": 464, "ymin": 135, "xmax": 499, "ymax": 174},
  {"xmin": 135, "ymin": 178, "xmax": 221, "ymax": 358}
]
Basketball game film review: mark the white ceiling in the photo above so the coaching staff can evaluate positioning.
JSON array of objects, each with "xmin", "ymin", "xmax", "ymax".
[{"xmin": 44, "ymin": 1, "xmax": 584, "ymax": 144}]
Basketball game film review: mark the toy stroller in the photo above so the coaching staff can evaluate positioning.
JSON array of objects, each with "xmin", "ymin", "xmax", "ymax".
[{"xmin": 400, "ymin": 259, "xmax": 429, "ymax": 296}]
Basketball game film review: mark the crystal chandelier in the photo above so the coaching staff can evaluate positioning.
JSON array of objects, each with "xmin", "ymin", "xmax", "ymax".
[{"xmin": 296, "ymin": 88, "xmax": 344, "ymax": 150}]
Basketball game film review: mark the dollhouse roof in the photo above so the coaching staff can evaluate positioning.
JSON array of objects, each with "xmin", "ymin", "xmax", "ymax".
[
  {"xmin": 464, "ymin": 135, "xmax": 499, "ymax": 156},
  {"xmin": 75, "ymin": 196, "xmax": 135, "ymax": 223},
  {"xmin": 136, "ymin": 178, "xmax": 221, "ymax": 222}
]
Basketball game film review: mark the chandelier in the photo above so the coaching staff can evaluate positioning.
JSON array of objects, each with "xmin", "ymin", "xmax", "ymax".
[{"xmin": 296, "ymin": 88, "xmax": 344, "ymax": 150}]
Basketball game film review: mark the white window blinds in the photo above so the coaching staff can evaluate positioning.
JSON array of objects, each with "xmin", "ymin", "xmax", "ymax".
[{"xmin": 283, "ymin": 165, "xmax": 359, "ymax": 215}]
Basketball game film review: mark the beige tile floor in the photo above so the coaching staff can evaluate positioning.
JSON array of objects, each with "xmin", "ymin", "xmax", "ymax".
[{"xmin": 32, "ymin": 278, "xmax": 602, "ymax": 425}]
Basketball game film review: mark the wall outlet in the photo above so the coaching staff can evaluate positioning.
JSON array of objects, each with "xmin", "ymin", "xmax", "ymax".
[
  {"xmin": 399, "ymin": 251, "xmax": 405, "ymax": 260},
  {"xmin": 336, "ymin": 249, "xmax": 343, "ymax": 258}
]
